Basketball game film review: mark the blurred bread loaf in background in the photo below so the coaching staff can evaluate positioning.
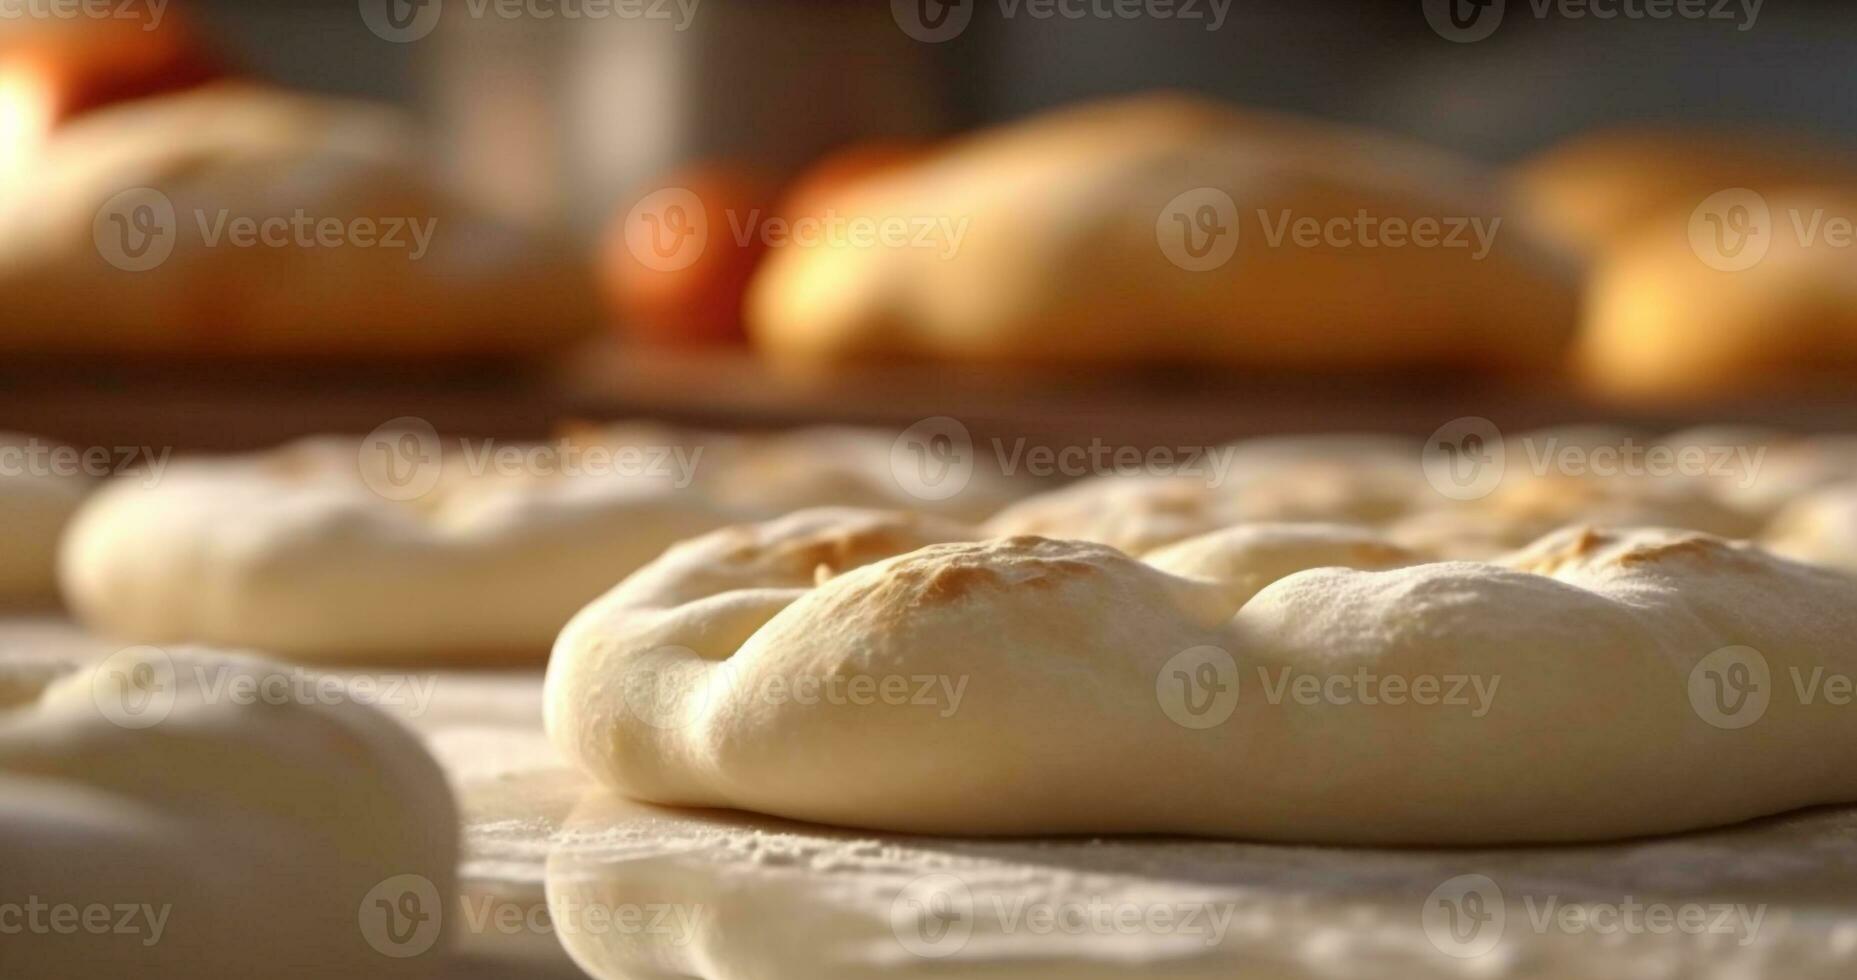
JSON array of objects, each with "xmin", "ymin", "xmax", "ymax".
[
  {"xmin": 745, "ymin": 93, "xmax": 1581, "ymax": 373},
  {"xmin": 0, "ymin": 83, "xmax": 598, "ymax": 358},
  {"xmin": 1510, "ymin": 127, "xmax": 1857, "ymax": 399}
]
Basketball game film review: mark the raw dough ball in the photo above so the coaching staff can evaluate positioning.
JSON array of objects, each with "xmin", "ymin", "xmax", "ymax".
[
  {"xmin": 548, "ymin": 510, "xmax": 1857, "ymax": 844},
  {"xmin": 0, "ymin": 433, "xmax": 90, "ymax": 605},
  {"xmin": 749, "ymin": 94, "xmax": 1578, "ymax": 371},
  {"xmin": 0, "ymin": 82, "xmax": 595, "ymax": 356},
  {"xmin": 60, "ymin": 426, "xmax": 1020, "ymax": 662},
  {"xmin": 0, "ymin": 647, "xmax": 458, "ymax": 977}
]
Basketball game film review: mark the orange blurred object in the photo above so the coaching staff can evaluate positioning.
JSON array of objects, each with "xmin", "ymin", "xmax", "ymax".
[
  {"xmin": 779, "ymin": 139, "xmax": 936, "ymax": 221},
  {"xmin": 1, "ymin": 5, "xmax": 228, "ymax": 127},
  {"xmin": 600, "ymin": 163, "xmax": 777, "ymax": 346}
]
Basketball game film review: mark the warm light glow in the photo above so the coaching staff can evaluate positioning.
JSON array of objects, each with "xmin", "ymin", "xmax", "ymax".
[{"xmin": 0, "ymin": 61, "xmax": 56, "ymax": 183}]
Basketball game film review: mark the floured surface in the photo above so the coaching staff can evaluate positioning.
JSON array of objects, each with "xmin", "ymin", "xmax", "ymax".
[
  {"xmin": 9, "ymin": 616, "xmax": 1857, "ymax": 978},
  {"xmin": 526, "ymin": 790, "xmax": 1857, "ymax": 979}
]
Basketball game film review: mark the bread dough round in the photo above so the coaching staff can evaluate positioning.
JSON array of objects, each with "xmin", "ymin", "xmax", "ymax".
[
  {"xmin": 748, "ymin": 94, "xmax": 1579, "ymax": 371},
  {"xmin": 548, "ymin": 509, "xmax": 1857, "ymax": 844},
  {"xmin": 1662, "ymin": 426, "xmax": 1857, "ymax": 521},
  {"xmin": 0, "ymin": 82, "xmax": 595, "ymax": 356},
  {"xmin": 0, "ymin": 647, "xmax": 457, "ymax": 976},
  {"xmin": 60, "ymin": 427, "xmax": 1022, "ymax": 662},
  {"xmin": 1141, "ymin": 522, "xmax": 1421, "ymax": 605},
  {"xmin": 1764, "ymin": 481, "xmax": 1857, "ymax": 573},
  {"xmin": 1390, "ymin": 469, "xmax": 1761, "ymax": 560},
  {"xmin": 984, "ymin": 435, "xmax": 1428, "ymax": 555},
  {"xmin": 0, "ymin": 433, "xmax": 90, "ymax": 605}
]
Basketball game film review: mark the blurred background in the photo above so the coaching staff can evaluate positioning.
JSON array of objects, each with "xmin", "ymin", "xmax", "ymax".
[{"xmin": 5, "ymin": 0, "xmax": 1857, "ymax": 453}]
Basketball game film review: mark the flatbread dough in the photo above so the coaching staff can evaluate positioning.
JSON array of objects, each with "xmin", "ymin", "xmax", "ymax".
[
  {"xmin": 60, "ymin": 426, "xmax": 1024, "ymax": 662},
  {"xmin": 0, "ymin": 647, "xmax": 458, "ymax": 977},
  {"xmin": 548, "ymin": 509, "xmax": 1857, "ymax": 844},
  {"xmin": 985, "ymin": 435, "xmax": 1428, "ymax": 556}
]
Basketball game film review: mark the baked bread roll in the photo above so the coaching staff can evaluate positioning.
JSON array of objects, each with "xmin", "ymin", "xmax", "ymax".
[
  {"xmin": 747, "ymin": 94, "xmax": 1579, "ymax": 371},
  {"xmin": 1578, "ymin": 187, "xmax": 1857, "ymax": 398},
  {"xmin": 59, "ymin": 425, "xmax": 1024, "ymax": 662},
  {"xmin": 1512, "ymin": 126, "xmax": 1857, "ymax": 252},
  {"xmin": 548, "ymin": 511, "xmax": 1857, "ymax": 843},
  {"xmin": 0, "ymin": 433, "xmax": 90, "ymax": 605},
  {"xmin": 0, "ymin": 82, "xmax": 595, "ymax": 356},
  {"xmin": 0, "ymin": 648, "xmax": 457, "ymax": 977}
]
